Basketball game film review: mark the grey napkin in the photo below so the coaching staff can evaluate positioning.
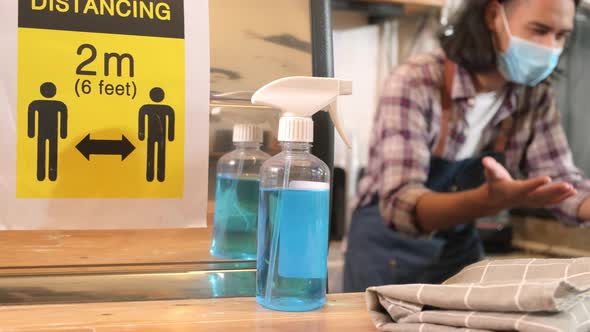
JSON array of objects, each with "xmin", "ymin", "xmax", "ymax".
[{"xmin": 366, "ymin": 258, "xmax": 590, "ymax": 332}]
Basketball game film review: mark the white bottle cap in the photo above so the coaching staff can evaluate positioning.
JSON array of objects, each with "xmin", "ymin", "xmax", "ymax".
[
  {"xmin": 233, "ymin": 124, "xmax": 263, "ymax": 143},
  {"xmin": 278, "ymin": 116, "xmax": 313, "ymax": 143}
]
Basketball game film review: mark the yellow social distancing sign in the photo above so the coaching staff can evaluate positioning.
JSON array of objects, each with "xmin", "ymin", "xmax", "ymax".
[{"xmin": 16, "ymin": 0, "xmax": 185, "ymax": 198}]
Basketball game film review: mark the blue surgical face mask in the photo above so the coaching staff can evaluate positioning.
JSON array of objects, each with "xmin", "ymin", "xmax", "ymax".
[{"xmin": 496, "ymin": 6, "xmax": 563, "ymax": 87}]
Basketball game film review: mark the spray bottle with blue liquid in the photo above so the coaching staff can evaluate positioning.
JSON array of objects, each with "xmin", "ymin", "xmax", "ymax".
[
  {"xmin": 251, "ymin": 76, "xmax": 352, "ymax": 312},
  {"xmin": 210, "ymin": 122, "xmax": 271, "ymax": 260}
]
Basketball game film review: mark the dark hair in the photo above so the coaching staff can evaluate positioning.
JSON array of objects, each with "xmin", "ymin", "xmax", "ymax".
[{"xmin": 440, "ymin": 0, "xmax": 580, "ymax": 73}]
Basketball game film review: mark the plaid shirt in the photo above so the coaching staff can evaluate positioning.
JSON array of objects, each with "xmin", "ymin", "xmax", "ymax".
[{"xmin": 356, "ymin": 50, "xmax": 590, "ymax": 236}]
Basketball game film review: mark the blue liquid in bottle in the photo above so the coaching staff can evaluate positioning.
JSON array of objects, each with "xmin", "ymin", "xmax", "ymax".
[
  {"xmin": 210, "ymin": 175, "xmax": 260, "ymax": 260},
  {"xmin": 256, "ymin": 188, "xmax": 330, "ymax": 312}
]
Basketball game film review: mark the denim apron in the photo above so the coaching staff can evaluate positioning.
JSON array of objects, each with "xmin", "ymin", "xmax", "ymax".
[{"xmin": 343, "ymin": 59, "xmax": 514, "ymax": 291}]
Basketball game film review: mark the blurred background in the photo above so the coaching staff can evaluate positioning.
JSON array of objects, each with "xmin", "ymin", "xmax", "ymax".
[{"xmin": 208, "ymin": 0, "xmax": 590, "ymax": 293}]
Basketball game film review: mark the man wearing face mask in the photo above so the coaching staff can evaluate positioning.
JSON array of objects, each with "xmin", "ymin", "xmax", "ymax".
[{"xmin": 344, "ymin": 0, "xmax": 589, "ymax": 292}]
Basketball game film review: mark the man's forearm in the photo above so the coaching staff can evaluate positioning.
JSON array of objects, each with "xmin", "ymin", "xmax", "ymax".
[
  {"xmin": 415, "ymin": 185, "xmax": 500, "ymax": 233},
  {"xmin": 577, "ymin": 195, "xmax": 590, "ymax": 221}
]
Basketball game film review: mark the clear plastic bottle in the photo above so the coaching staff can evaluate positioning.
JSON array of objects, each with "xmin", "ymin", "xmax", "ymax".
[
  {"xmin": 210, "ymin": 124, "xmax": 271, "ymax": 260},
  {"xmin": 256, "ymin": 141, "xmax": 330, "ymax": 312},
  {"xmin": 251, "ymin": 76, "xmax": 352, "ymax": 312}
]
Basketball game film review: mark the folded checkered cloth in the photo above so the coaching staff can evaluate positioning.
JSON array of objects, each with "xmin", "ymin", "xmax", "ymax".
[{"xmin": 366, "ymin": 258, "xmax": 590, "ymax": 332}]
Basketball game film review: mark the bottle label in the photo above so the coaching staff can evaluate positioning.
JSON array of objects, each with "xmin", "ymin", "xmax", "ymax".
[
  {"xmin": 276, "ymin": 187, "xmax": 330, "ymax": 279},
  {"xmin": 289, "ymin": 181, "xmax": 330, "ymax": 190}
]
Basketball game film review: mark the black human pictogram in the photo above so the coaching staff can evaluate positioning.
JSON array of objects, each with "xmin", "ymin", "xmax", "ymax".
[
  {"xmin": 28, "ymin": 82, "xmax": 68, "ymax": 181},
  {"xmin": 138, "ymin": 87, "xmax": 175, "ymax": 182}
]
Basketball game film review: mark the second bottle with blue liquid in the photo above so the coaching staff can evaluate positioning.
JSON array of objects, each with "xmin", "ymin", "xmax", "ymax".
[{"xmin": 211, "ymin": 124, "xmax": 270, "ymax": 260}]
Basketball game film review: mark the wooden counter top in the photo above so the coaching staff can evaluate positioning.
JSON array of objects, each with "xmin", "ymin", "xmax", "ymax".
[
  {"xmin": 0, "ymin": 293, "xmax": 376, "ymax": 332},
  {"xmin": 0, "ymin": 205, "xmax": 258, "ymax": 305},
  {"xmin": 0, "ymin": 228, "xmax": 214, "ymax": 268},
  {"xmin": 1, "ymin": 202, "xmax": 219, "ymax": 273}
]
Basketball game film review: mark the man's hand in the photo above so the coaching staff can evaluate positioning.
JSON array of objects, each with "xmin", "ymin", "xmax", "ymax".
[
  {"xmin": 415, "ymin": 157, "xmax": 578, "ymax": 233},
  {"xmin": 482, "ymin": 157, "xmax": 576, "ymax": 211}
]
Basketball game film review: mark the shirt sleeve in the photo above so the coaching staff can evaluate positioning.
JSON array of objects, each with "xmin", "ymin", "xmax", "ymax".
[
  {"xmin": 375, "ymin": 67, "xmax": 433, "ymax": 236},
  {"xmin": 524, "ymin": 85, "xmax": 590, "ymax": 226}
]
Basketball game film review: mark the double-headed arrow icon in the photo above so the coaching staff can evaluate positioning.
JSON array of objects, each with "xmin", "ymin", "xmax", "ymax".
[{"xmin": 76, "ymin": 134, "xmax": 136, "ymax": 161}]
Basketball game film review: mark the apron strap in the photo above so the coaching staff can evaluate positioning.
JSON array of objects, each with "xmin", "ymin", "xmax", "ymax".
[
  {"xmin": 493, "ymin": 116, "xmax": 513, "ymax": 153},
  {"xmin": 493, "ymin": 87, "xmax": 532, "ymax": 153},
  {"xmin": 433, "ymin": 59, "xmax": 455, "ymax": 157}
]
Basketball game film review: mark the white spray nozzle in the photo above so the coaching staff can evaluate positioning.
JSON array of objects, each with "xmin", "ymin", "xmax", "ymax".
[{"xmin": 251, "ymin": 76, "xmax": 352, "ymax": 148}]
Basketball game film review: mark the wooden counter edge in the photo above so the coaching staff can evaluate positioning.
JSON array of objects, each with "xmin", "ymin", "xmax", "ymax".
[{"xmin": 0, "ymin": 293, "xmax": 376, "ymax": 332}]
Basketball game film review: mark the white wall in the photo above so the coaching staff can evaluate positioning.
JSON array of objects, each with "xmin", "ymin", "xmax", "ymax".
[
  {"xmin": 332, "ymin": 11, "xmax": 441, "ymax": 173},
  {"xmin": 332, "ymin": 13, "xmax": 399, "ymax": 171},
  {"xmin": 333, "ymin": 25, "xmax": 380, "ymax": 169}
]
